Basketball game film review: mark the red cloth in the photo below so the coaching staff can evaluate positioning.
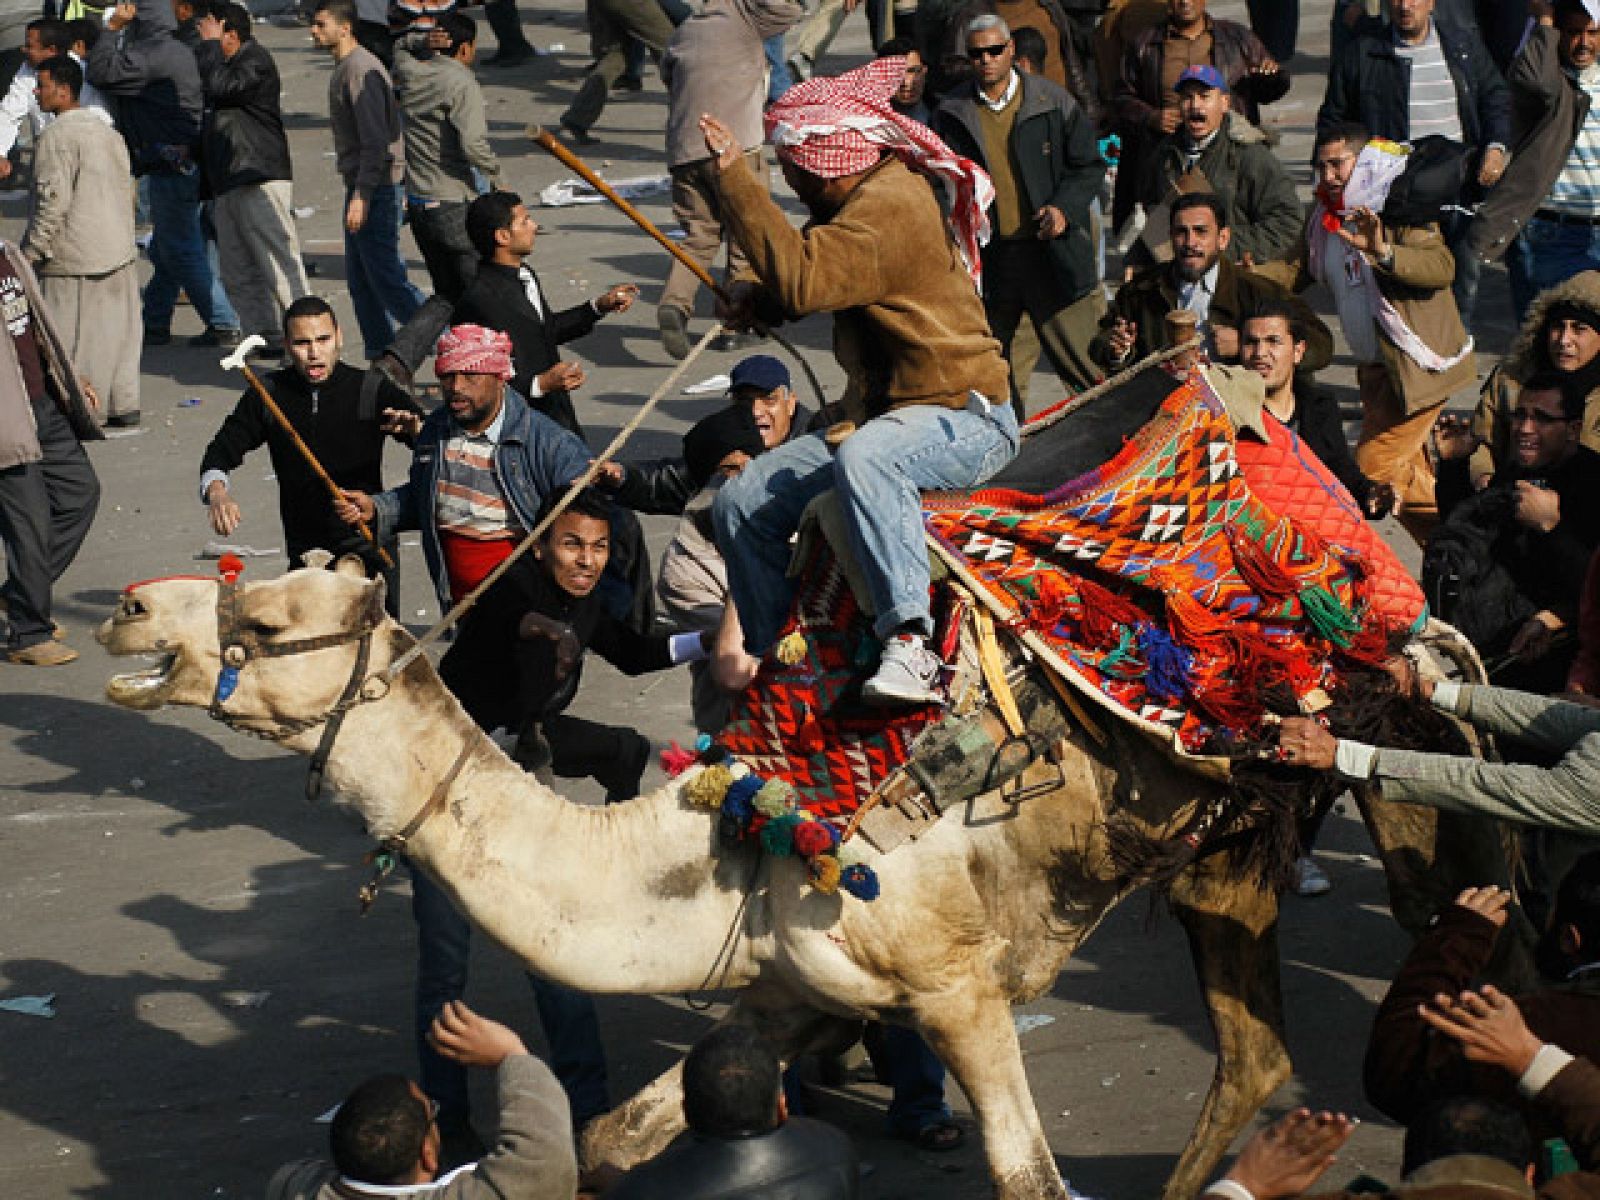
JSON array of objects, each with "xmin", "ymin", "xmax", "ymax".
[
  {"xmin": 440, "ymin": 530, "xmax": 516, "ymax": 603},
  {"xmin": 1234, "ymin": 412, "xmax": 1426, "ymax": 633},
  {"xmin": 764, "ymin": 57, "xmax": 994, "ymax": 287},
  {"xmin": 436, "ymin": 324, "xmax": 514, "ymax": 379}
]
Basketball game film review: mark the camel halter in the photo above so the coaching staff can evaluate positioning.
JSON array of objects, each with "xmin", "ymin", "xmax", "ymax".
[{"xmin": 202, "ymin": 557, "xmax": 390, "ymax": 801}]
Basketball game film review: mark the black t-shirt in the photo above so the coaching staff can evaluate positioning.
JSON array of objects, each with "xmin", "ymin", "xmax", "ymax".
[{"xmin": 0, "ymin": 267, "xmax": 47, "ymax": 404}]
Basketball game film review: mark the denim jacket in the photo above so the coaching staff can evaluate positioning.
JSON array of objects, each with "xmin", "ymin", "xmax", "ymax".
[{"xmin": 371, "ymin": 387, "xmax": 589, "ymax": 614}]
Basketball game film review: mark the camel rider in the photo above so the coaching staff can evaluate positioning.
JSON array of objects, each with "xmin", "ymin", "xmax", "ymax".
[
  {"xmin": 199, "ymin": 296, "xmax": 422, "ymax": 615},
  {"xmin": 514, "ymin": 486, "xmax": 711, "ymax": 803},
  {"xmin": 333, "ymin": 324, "xmax": 647, "ymax": 1152},
  {"xmin": 701, "ymin": 56, "xmax": 1020, "ymax": 707}
]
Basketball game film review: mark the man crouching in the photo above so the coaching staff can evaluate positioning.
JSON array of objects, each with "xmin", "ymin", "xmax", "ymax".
[{"xmin": 701, "ymin": 58, "xmax": 1018, "ymax": 706}]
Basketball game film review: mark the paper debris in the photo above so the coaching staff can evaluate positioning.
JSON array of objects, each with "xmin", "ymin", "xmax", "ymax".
[
  {"xmin": 221, "ymin": 990, "xmax": 271, "ymax": 1008},
  {"xmin": 200, "ymin": 542, "xmax": 281, "ymax": 559},
  {"xmin": 1013, "ymin": 1014, "xmax": 1056, "ymax": 1035},
  {"xmin": 538, "ymin": 174, "xmax": 671, "ymax": 207},
  {"xmin": 0, "ymin": 994, "xmax": 56, "ymax": 1018},
  {"xmin": 682, "ymin": 374, "xmax": 731, "ymax": 396}
]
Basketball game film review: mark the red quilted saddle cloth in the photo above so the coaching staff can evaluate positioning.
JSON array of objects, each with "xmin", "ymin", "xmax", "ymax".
[{"xmin": 1233, "ymin": 415, "xmax": 1425, "ymax": 632}]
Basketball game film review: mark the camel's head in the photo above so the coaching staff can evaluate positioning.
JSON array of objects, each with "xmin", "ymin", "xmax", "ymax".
[{"xmin": 100, "ymin": 557, "xmax": 393, "ymax": 735}]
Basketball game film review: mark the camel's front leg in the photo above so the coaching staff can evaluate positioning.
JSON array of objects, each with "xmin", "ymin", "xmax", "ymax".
[
  {"xmin": 1162, "ymin": 855, "xmax": 1290, "ymax": 1200},
  {"xmin": 914, "ymin": 990, "xmax": 1068, "ymax": 1200}
]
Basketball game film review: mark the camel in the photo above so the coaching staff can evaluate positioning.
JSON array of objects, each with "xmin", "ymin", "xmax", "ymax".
[{"xmin": 98, "ymin": 557, "xmax": 1511, "ymax": 1199}]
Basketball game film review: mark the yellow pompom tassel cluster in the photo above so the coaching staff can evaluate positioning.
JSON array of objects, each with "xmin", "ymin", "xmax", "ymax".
[
  {"xmin": 685, "ymin": 763, "xmax": 734, "ymax": 809},
  {"xmin": 810, "ymin": 854, "xmax": 842, "ymax": 894},
  {"xmin": 774, "ymin": 631, "xmax": 808, "ymax": 666}
]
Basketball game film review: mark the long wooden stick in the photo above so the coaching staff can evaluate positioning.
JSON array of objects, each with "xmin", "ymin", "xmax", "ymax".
[
  {"xmin": 222, "ymin": 343, "xmax": 393, "ymax": 568},
  {"xmin": 528, "ymin": 126, "xmax": 834, "ymax": 413},
  {"xmin": 531, "ymin": 125, "xmax": 727, "ymax": 301}
]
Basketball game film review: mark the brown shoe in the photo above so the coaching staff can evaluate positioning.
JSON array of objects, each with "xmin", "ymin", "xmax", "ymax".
[{"xmin": 8, "ymin": 640, "xmax": 78, "ymax": 666}]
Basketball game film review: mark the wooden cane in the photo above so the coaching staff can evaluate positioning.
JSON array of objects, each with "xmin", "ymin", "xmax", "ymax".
[
  {"xmin": 530, "ymin": 125, "xmax": 729, "ymax": 302},
  {"xmin": 219, "ymin": 336, "xmax": 394, "ymax": 569},
  {"xmin": 529, "ymin": 125, "xmax": 834, "ymax": 415}
]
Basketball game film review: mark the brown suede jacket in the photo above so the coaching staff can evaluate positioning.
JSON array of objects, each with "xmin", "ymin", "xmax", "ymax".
[
  {"xmin": 717, "ymin": 153, "xmax": 1010, "ymax": 424},
  {"xmin": 1364, "ymin": 903, "xmax": 1600, "ymax": 1135}
]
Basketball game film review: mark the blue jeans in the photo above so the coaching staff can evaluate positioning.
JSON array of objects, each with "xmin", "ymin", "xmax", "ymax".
[
  {"xmin": 1507, "ymin": 216, "xmax": 1600, "ymax": 319},
  {"xmin": 411, "ymin": 867, "xmax": 611, "ymax": 1126},
  {"xmin": 876, "ymin": 1026, "xmax": 951, "ymax": 1136},
  {"xmin": 346, "ymin": 183, "xmax": 425, "ymax": 360},
  {"xmin": 765, "ymin": 33, "xmax": 792, "ymax": 103},
  {"xmin": 713, "ymin": 397, "xmax": 1019, "ymax": 651},
  {"xmin": 142, "ymin": 169, "xmax": 238, "ymax": 332}
]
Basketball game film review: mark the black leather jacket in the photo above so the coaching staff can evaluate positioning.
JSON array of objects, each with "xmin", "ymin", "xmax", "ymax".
[
  {"xmin": 606, "ymin": 1118, "xmax": 859, "ymax": 1200},
  {"xmin": 195, "ymin": 38, "xmax": 293, "ymax": 194}
]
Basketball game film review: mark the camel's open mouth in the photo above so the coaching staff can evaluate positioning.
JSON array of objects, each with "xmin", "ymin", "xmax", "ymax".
[{"xmin": 106, "ymin": 651, "xmax": 179, "ymax": 709}]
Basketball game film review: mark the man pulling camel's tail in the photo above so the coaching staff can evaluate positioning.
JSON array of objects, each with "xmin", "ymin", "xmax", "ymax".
[{"xmin": 702, "ymin": 57, "xmax": 1019, "ymax": 706}]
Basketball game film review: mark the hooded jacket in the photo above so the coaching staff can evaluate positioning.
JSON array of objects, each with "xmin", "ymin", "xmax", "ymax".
[
  {"xmin": 195, "ymin": 37, "xmax": 292, "ymax": 195},
  {"xmin": 1469, "ymin": 22, "xmax": 1593, "ymax": 265},
  {"xmin": 1470, "ymin": 271, "xmax": 1600, "ymax": 479},
  {"xmin": 662, "ymin": 0, "xmax": 803, "ymax": 169},
  {"xmin": 1132, "ymin": 113, "xmax": 1303, "ymax": 267},
  {"xmin": 393, "ymin": 43, "xmax": 500, "ymax": 203},
  {"xmin": 87, "ymin": 0, "xmax": 205, "ymax": 174},
  {"xmin": 933, "ymin": 71, "xmax": 1105, "ymax": 304}
]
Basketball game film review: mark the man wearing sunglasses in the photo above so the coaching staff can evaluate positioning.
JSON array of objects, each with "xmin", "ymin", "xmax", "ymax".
[
  {"xmin": 933, "ymin": 14, "xmax": 1105, "ymax": 409},
  {"xmin": 1430, "ymin": 376, "xmax": 1600, "ymax": 693}
]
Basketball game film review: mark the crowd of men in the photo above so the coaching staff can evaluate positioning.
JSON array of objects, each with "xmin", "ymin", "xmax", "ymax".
[{"xmin": 19, "ymin": 0, "xmax": 1600, "ymax": 1194}]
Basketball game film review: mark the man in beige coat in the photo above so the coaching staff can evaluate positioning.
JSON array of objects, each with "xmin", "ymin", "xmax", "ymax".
[
  {"xmin": 22, "ymin": 55, "xmax": 139, "ymax": 428},
  {"xmin": 1256, "ymin": 122, "xmax": 1475, "ymax": 542}
]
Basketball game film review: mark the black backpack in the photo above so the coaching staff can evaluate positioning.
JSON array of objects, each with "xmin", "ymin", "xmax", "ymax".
[
  {"xmin": 1382, "ymin": 136, "xmax": 1473, "ymax": 228},
  {"xmin": 1421, "ymin": 486, "xmax": 1535, "ymax": 654}
]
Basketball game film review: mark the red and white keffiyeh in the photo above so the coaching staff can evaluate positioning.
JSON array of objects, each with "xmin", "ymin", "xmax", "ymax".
[
  {"xmin": 436, "ymin": 324, "xmax": 515, "ymax": 379},
  {"xmin": 765, "ymin": 58, "xmax": 995, "ymax": 287}
]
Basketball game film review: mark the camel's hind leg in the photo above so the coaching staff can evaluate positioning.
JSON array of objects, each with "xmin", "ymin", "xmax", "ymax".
[
  {"xmin": 1162, "ymin": 853, "xmax": 1290, "ymax": 1200},
  {"xmin": 912, "ymin": 989, "xmax": 1068, "ymax": 1200}
]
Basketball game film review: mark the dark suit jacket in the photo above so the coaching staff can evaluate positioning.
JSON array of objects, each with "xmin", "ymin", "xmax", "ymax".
[{"xmin": 452, "ymin": 260, "xmax": 601, "ymax": 439}]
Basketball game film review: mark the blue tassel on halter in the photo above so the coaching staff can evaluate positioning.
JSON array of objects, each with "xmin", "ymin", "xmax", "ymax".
[
  {"xmin": 839, "ymin": 863, "xmax": 880, "ymax": 902},
  {"xmin": 215, "ymin": 665, "xmax": 240, "ymax": 704},
  {"xmin": 1137, "ymin": 624, "xmax": 1193, "ymax": 702}
]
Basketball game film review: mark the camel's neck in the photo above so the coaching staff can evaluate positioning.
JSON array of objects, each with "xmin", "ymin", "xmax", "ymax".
[{"xmin": 320, "ymin": 683, "xmax": 765, "ymax": 996}]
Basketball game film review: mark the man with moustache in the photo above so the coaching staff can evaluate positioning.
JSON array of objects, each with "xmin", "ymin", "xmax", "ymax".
[
  {"xmin": 1091, "ymin": 191, "xmax": 1331, "ymax": 371},
  {"xmin": 199, "ymin": 296, "xmax": 420, "ymax": 610},
  {"xmin": 1252, "ymin": 123, "xmax": 1474, "ymax": 541}
]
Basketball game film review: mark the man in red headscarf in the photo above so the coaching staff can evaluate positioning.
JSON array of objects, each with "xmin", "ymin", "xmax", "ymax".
[{"xmin": 702, "ymin": 57, "xmax": 1018, "ymax": 707}]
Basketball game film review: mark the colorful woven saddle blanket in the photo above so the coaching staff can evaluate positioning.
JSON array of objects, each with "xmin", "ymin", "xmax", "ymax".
[{"xmin": 924, "ymin": 369, "xmax": 1413, "ymax": 757}]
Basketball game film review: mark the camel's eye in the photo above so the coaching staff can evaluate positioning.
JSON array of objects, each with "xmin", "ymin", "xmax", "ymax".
[{"xmin": 118, "ymin": 594, "xmax": 149, "ymax": 620}]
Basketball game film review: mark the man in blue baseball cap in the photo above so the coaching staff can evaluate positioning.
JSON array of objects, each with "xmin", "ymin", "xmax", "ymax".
[
  {"xmin": 728, "ymin": 354, "xmax": 800, "ymax": 451},
  {"xmin": 1128, "ymin": 61, "xmax": 1302, "ymax": 269}
]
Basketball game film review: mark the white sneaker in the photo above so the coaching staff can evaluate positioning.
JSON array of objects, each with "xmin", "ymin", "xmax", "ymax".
[
  {"xmin": 861, "ymin": 634, "xmax": 942, "ymax": 706},
  {"xmin": 1293, "ymin": 855, "xmax": 1332, "ymax": 897}
]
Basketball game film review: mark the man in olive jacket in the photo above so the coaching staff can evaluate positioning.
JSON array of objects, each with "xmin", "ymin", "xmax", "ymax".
[{"xmin": 934, "ymin": 14, "xmax": 1105, "ymax": 405}]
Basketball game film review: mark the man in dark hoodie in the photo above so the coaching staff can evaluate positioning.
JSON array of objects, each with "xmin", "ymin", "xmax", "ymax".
[
  {"xmin": 89, "ymin": 0, "xmax": 241, "ymax": 350},
  {"xmin": 195, "ymin": 2, "xmax": 309, "ymax": 353}
]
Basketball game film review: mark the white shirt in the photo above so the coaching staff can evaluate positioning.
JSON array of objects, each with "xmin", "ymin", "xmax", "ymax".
[
  {"xmin": 0, "ymin": 56, "xmax": 114, "ymax": 158},
  {"xmin": 977, "ymin": 69, "xmax": 1019, "ymax": 113}
]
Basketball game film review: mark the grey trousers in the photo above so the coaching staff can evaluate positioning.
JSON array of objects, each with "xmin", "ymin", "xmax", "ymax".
[
  {"xmin": 560, "ymin": 0, "xmax": 675, "ymax": 132},
  {"xmin": 659, "ymin": 152, "xmax": 763, "ymax": 317},
  {"xmin": 40, "ymin": 262, "xmax": 142, "ymax": 422},
  {"xmin": 214, "ymin": 180, "xmax": 312, "ymax": 338},
  {"xmin": 0, "ymin": 395, "xmax": 100, "ymax": 649}
]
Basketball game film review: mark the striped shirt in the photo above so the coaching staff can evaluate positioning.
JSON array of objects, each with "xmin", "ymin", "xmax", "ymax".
[
  {"xmin": 1548, "ymin": 64, "xmax": 1600, "ymax": 217},
  {"xmin": 1395, "ymin": 24, "xmax": 1463, "ymax": 144},
  {"xmin": 435, "ymin": 406, "xmax": 522, "ymax": 540}
]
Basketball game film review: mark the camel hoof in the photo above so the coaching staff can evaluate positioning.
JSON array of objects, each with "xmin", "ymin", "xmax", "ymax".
[{"xmin": 996, "ymin": 1156, "xmax": 1072, "ymax": 1200}]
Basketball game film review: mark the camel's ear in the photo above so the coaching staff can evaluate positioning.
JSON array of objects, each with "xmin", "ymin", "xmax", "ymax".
[
  {"xmin": 301, "ymin": 548, "xmax": 335, "ymax": 570},
  {"xmin": 333, "ymin": 554, "xmax": 369, "ymax": 580}
]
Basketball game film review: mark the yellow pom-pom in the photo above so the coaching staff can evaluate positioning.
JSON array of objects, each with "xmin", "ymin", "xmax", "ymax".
[
  {"xmin": 685, "ymin": 763, "xmax": 734, "ymax": 809},
  {"xmin": 753, "ymin": 778, "xmax": 795, "ymax": 819},
  {"xmin": 774, "ymin": 631, "xmax": 808, "ymax": 666},
  {"xmin": 810, "ymin": 854, "xmax": 842, "ymax": 894}
]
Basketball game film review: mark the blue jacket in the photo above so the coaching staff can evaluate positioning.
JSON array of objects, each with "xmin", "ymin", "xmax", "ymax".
[{"xmin": 372, "ymin": 387, "xmax": 589, "ymax": 615}]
